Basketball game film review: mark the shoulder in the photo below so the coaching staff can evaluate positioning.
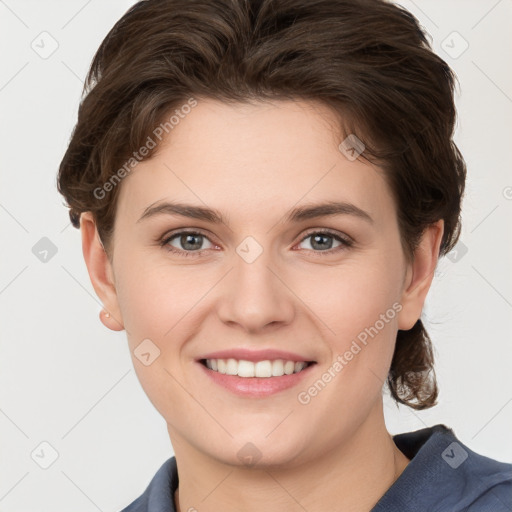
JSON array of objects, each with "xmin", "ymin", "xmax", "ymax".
[
  {"xmin": 119, "ymin": 457, "xmax": 178, "ymax": 512},
  {"xmin": 373, "ymin": 424, "xmax": 512, "ymax": 512},
  {"xmin": 440, "ymin": 426, "xmax": 512, "ymax": 512},
  {"xmin": 465, "ymin": 479, "xmax": 512, "ymax": 512}
]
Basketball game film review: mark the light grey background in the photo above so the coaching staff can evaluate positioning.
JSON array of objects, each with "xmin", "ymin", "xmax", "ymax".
[{"xmin": 1, "ymin": 0, "xmax": 511, "ymax": 510}]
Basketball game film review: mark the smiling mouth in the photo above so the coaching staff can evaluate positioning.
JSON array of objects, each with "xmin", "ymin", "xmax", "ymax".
[{"xmin": 199, "ymin": 358, "xmax": 316, "ymax": 378}]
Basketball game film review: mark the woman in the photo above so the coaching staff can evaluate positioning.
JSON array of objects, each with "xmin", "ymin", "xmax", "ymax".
[{"xmin": 57, "ymin": 0, "xmax": 512, "ymax": 510}]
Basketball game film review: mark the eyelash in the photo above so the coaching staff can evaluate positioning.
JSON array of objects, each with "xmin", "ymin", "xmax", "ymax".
[{"xmin": 159, "ymin": 228, "xmax": 354, "ymax": 258}]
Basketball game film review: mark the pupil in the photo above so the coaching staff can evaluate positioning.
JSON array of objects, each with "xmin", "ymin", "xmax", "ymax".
[
  {"xmin": 312, "ymin": 234, "xmax": 332, "ymax": 250},
  {"xmin": 182, "ymin": 234, "xmax": 202, "ymax": 250}
]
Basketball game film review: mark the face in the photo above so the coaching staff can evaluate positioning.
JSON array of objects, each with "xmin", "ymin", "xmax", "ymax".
[{"xmin": 90, "ymin": 98, "xmax": 436, "ymax": 468}]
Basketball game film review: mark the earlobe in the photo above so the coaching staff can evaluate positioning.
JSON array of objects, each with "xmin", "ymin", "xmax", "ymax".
[
  {"xmin": 397, "ymin": 220, "xmax": 444, "ymax": 331},
  {"xmin": 99, "ymin": 308, "xmax": 124, "ymax": 331},
  {"xmin": 80, "ymin": 212, "xmax": 125, "ymax": 331}
]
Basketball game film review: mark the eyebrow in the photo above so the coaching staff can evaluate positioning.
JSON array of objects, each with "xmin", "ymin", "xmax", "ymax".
[{"xmin": 137, "ymin": 200, "xmax": 374, "ymax": 225}]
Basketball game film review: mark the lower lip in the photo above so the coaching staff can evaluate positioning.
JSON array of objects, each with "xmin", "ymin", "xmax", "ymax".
[{"xmin": 197, "ymin": 361, "xmax": 316, "ymax": 397}]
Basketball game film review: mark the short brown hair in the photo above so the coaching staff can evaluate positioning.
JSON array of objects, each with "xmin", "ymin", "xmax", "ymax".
[{"xmin": 57, "ymin": 0, "xmax": 466, "ymax": 410}]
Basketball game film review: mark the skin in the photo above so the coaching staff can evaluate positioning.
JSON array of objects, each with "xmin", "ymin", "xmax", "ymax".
[{"xmin": 81, "ymin": 98, "xmax": 443, "ymax": 512}]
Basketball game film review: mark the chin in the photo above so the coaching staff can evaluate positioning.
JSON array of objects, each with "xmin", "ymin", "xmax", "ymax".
[{"xmin": 204, "ymin": 434, "xmax": 308, "ymax": 470}]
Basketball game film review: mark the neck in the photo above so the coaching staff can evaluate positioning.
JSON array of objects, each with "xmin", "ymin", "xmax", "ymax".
[{"xmin": 171, "ymin": 403, "xmax": 410, "ymax": 512}]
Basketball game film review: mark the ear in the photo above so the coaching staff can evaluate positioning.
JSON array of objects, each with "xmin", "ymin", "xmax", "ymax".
[
  {"xmin": 80, "ymin": 212, "xmax": 124, "ymax": 331},
  {"xmin": 397, "ymin": 220, "xmax": 444, "ymax": 331}
]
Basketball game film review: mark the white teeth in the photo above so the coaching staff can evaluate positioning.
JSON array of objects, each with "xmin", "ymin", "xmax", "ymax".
[
  {"xmin": 204, "ymin": 358, "xmax": 308, "ymax": 378},
  {"xmin": 238, "ymin": 360, "xmax": 255, "ymax": 377},
  {"xmin": 217, "ymin": 359, "xmax": 227, "ymax": 374},
  {"xmin": 255, "ymin": 360, "xmax": 272, "ymax": 377},
  {"xmin": 226, "ymin": 358, "xmax": 238, "ymax": 375},
  {"xmin": 284, "ymin": 360, "xmax": 295, "ymax": 375},
  {"xmin": 272, "ymin": 359, "xmax": 284, "ymax": 376}
]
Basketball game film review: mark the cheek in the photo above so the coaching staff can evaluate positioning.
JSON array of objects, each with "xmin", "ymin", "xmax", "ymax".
[
  {"xmin": 304, "ymin": 254, "xmax": 403, "ymax": 378},
  {"xmin": 113, "ymin": 256, "xmax": 202, "ymax": 417},
  {"xmin": 114, "ymin": 254, "xmax": 201, "ymax": 341},
  {"xmin": 304, "ymin": 254, "xmax": 402, "ymax": 332}
]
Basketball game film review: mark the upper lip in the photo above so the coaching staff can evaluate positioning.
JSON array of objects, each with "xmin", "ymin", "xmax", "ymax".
[{"xmin": 197, "ymin": 349, "xmax": 316, "ymax": 363}]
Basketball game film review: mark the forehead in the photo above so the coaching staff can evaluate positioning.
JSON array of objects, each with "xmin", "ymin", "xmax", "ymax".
[{"xmin": 116, "ymin": 98, "xmax": 394, "ymax": 226}]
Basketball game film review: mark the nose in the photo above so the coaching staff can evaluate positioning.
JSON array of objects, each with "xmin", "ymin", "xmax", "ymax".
[{"xmin": 216, "ymin": 245, "xmax": 296, "ymax": 334}]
